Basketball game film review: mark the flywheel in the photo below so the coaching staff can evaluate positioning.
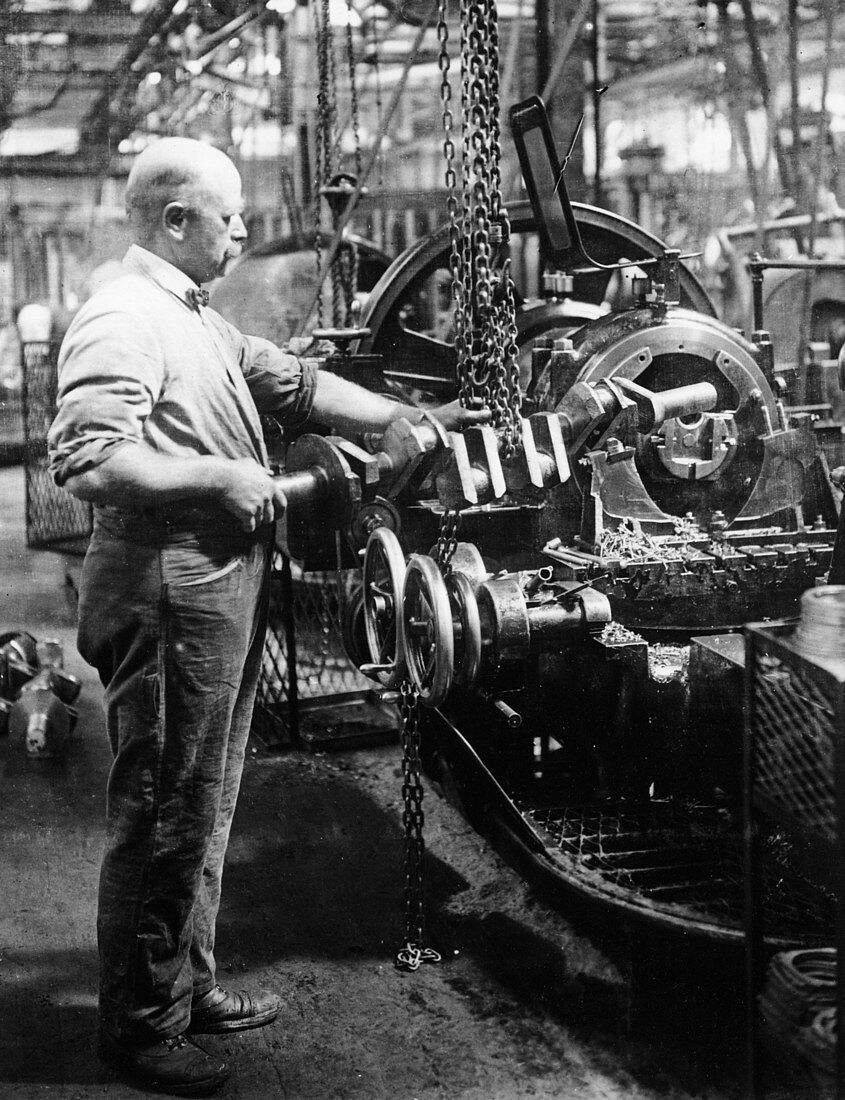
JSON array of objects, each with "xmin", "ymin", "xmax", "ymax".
[{"xmin": 352, "ymin": 201, "xmax": 716, "ymax": 403}]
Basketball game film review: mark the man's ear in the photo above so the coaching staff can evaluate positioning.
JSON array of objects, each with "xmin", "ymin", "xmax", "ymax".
[{"xmin": 163, "ymin": 202, "xmax": 187, "ymax": 238}]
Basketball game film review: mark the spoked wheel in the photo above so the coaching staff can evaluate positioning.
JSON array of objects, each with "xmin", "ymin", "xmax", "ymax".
[
  {"xmin": 401, "ymin": 554, "xmax": 454, "ymax": 707},
  {"xmin": 361, "ymin": 527, "xmax": 407, "ymax": 689},
  {"xmin": 353, "ymin": 201, "xmax": 716, "ymax": 401},
  {"xmin": 446, "ymin": 570, "xmax": 482, "ymax": 689}
]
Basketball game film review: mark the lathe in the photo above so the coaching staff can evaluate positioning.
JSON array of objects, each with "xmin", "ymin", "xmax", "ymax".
[{"xmin": 263, "ymin": 94, "xmax": 843, "ymax": 951}]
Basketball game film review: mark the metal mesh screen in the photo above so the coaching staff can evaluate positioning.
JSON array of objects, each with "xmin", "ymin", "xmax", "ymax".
[
  {"xmin": 750, "ymin": 636, "xmax": 839, "ymax": 845},
  {"xmin": 525, "ymin": 800, "xmax": 834, "ymax": 939},
  {"xmin": 255, "ymin": 550, "xmax": 374, "ymax": 747},
  {"xmin": 21, "ymin": 341, "xmax": 92, "ymax": 551},
  {"xmin": 745, "ymin": 623, "xmax": 845, "ymax": 1092}
]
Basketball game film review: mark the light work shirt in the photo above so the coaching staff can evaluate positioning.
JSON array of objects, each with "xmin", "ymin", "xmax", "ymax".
[{"xmin": 48, "ymin": 244, "xmax": 318, "ymax": 488}]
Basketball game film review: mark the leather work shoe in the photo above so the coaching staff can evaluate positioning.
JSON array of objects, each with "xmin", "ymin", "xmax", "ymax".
[
  {"xmin": 99, "ymin": 1029, "xmax": 229, "ymax": 1096},
  {"xmin": 187, "ymin": 985, "xmax": 281, "ymax": 1034}
]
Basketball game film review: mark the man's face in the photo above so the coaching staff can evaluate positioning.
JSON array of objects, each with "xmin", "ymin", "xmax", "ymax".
[{"xmin": 177, "ymin": 166, "xmax": 247, "ymax": 284}]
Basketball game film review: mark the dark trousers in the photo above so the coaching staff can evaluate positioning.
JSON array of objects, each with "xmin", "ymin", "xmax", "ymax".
[{"xmin": 77, "ymin": 511, "xmax": 272, "ymax": 1043}]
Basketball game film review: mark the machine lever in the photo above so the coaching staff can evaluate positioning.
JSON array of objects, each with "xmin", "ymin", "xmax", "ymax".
[
  {"xmin": 479, "ymin": 691, "xmax": 523, "ymax": 729},
  {"xmin": 556, "ymin": 577, "xmax": 609, "ymax": 604}
]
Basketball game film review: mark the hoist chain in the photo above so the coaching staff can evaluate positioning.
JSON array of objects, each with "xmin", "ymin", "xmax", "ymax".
[
  {"xmin": 345, "ymin": 0, "xmax": 362, "ymax": 180},
  {"xmin": 331, "ymin": 248, "xmax": 346, "ymax": 326},
  {"xmin": 341, "ymin": 0, "xmax": 361, "ymax": 324},
  {"xmin": 312, "ymin": 0, "xmax": 334, "ymax": 329},
  {"xmin": 368, "ymin": 9, "xmax": 384, "ymax": 187},
  {"xmin": 438, "ymin": 0, "xmax": 468, "ymax": 386},
  {"xmin": 314, "ymin": 0, "xmax": 362, "ymax": 328},
  {"xmin": 395, "ymin": 680, "xmax": 442, "ymax": 972},
  {"xmin": 326, "ymin": 6, "xmax": 339, "ymax": 154},
  {"xmin": 439, "ymin": 0, "xmax": 522, "ymax": 459},
  {"xmin": 332, "ymin": 239, "xmax": 358, "ymax": 327},
  {"xmin": 435, "ymin": 508, "xmax": 462, "ymax": 576},
  {"xmin": 483, "ymin": 0, "xmax": 522, "ymax": 459}
]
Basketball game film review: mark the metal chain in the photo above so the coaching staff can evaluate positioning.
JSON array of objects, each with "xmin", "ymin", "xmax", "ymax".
[
  {"xmin": 446, "ymin": 0, "xmax": 522, "ymax": 455},
  {"xmin": 435, "ymin": 509, "xmax": 462, "ymax": 576},
  {"xmin": 334, "ymin": 239, "xmax": 358, "ymax": 326},
  {"xmin": 395, "ymin": 680, "xmax": 442, "ymax": 972},
  {"xmin": 369, "ymin": 6, "xmax": 384, "ymax": 187},
  {"xmin": 341, "ymin": 0, "xmax": 361, "ymax": 324},
  {"xmin": 331, "ymin": 243, "xmax": 346, "ymax": 325},
  {"xmin": 316, "ymin": 0, "xmax": 362, "ymax": 328},
  {"xmin": 437, "ymin": 0, "xmax": 469, "ymax": 388},
  {"xmin": 326, "ymin": 3, "xmax": 339, "ymax": 157},
  {"xmin": 484, "ymin": 0, "xmax": 522, "ymax": 459},
  {"xmin": 324, "ymin": 0, "xmax": 345, "ymax": 328},
  {"xmin": 463, "ymin": 0, "xmax": 493, "ymax": 411},
  {"xmin": 312, "ymin": 0, "xmax": 333, "ymax": 329},
  {"xmin": 345, "ymin": 0, "xmax": 362, "ymax": 180}
]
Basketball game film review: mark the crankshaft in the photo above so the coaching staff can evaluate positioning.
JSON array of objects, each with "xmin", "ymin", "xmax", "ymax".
[{"xmin": 275, "ymin": 373, "xmax": 719, "ymax": 548}]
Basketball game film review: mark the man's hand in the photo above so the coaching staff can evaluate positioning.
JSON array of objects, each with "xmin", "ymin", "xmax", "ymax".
[
  {"xmin": 218, "ymin": 458, "xmax": 287, "ymax": 532},
  {"xmin": 426, "ymin": 398, "xmax": 492, "ymax": 432}
]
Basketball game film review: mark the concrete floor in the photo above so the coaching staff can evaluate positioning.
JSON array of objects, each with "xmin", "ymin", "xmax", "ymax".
[{"xmin": 0, "ymin": 465, "xmax": 807, "ymax": 1100}]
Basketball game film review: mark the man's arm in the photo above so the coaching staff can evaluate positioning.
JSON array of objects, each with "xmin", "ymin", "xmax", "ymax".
[
  {"xmin": 234, "ymin": 326, "xmax": 491, "ymax": 433},
  {"xmin": 64, "ymin": 445, "xmax": 285, "ymax": 533},
  {"xmin": 308, "ymin": 370, "xmax": 490, "ymax": 434}
]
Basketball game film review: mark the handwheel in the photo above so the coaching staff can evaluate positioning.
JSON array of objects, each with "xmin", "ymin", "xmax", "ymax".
[
  {"xmin": 400, "ymin": 554, "xmax": 454, "ymax": 707},
  {"xmin": 362, "ymin": 527, "xmax": 407, "ymax": 688},
  {"xmin": 446, "ymin": 570, "xmax": 482, "ymax": 689}
]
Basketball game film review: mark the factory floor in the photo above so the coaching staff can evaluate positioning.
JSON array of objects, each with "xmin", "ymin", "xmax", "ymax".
[{"xmin": 0, "ymin": 464, "xmax": 806, "ymax": 1100}]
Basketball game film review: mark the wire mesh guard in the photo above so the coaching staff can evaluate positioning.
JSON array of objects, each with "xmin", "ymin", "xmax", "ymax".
[
  {"xmin": 21, "ymin": 341, "xmax": 91, "ymax": 551},
  {"xmin": 746, "ymin": 625, "xmax": 845, "ymax": 1093},
  {"xmin": 750, "ymin": 640, "xmax": 839, "ymax": 845},
  {"xmin": 255, "ymin": 551, "xmax": 383, "ymax": 748},
  {"xmin": 523, "ymin": 798, "xmax": 834, "ymax": 942}
]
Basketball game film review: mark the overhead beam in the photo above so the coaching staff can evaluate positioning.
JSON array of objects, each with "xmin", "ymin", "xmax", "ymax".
[
  {"xmin": 78, "ymin": 0, "xmax": 180, "ymax": 153},
  {"xmin": 15, "ymin": 66, "xmax": 119, "ymax": 81},
  {"xmin": 8, "ymin": 10, "xmax": 139, "ymax": 39},
  {"xmin": 0, "ymin": 152, "xmax": 121, "ymax": 176}
]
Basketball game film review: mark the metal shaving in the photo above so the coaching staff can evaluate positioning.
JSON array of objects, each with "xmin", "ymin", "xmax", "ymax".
[
  {"xmin": 671, "ymin": 515, "xmax": 701, "ymax": 541},
  {"xmin": 598, "ymin": 517, "xmax": 700, "ymax": 563},
  {"xmin": 599, "ymin": 621, "xmax": 643, "ymax": 645},
  {"xmin": 648, "ymin": 644, "xmax": 689, "ymax": 684}
]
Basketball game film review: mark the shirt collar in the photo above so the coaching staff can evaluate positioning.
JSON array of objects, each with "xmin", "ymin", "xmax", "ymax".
[{"xmin": 123, "ymin": 245, "xmax": 206, "ymax": 312}]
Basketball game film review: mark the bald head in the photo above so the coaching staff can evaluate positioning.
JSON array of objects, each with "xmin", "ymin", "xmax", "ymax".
[
  {"xmin": 125, "ymin": 138, "xmax": 241, "ymax": 232},
  {"xmin": 124, "ymin": 137, "xmax": 247, "ymax": 284}
]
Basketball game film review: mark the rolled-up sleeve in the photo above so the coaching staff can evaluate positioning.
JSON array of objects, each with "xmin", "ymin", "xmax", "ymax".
[
  {"xmin": 236, "ymin": 333, "xmax": 318, "ymax": 428},
  {"xmin": 47, "ymin": 304, "xmax": 163, "ymax": 486}
]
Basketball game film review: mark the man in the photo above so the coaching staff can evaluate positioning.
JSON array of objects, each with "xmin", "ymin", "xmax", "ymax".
[{"xmin": 47, "ymin": 137, "xmax": 487, "ymax": 1097}]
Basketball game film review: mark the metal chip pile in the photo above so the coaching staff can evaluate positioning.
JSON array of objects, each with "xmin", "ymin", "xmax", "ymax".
[
  {"xmin": 648, "ymin": 643, "xmax": 689, "ymax": 683},
  {"xmin": 598, "ymin": 518, "xmax": 688, "ymax": 563},
  {"xmin": 598, "ymin": 621, "xmax": 643, "ymax": 645}
]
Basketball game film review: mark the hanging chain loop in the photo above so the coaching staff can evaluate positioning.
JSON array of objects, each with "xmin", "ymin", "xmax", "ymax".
[
  {"xmin": 435, "ymin": 509, "xmax": 462, "ymax": 576},
  {"xmin": 395, "ymin": 680, "xmax": 442, "ymax": 972},
  {"xmin": 314, "ymin": 0, "xmax": 362, "ymax": 328},
  {"xmin": 312, "ymin": 0, "xmax": 335, "ymax": 329},
  {"xmin": 438, "ymin": 0, "xmax": 523, "ymax": 458}
]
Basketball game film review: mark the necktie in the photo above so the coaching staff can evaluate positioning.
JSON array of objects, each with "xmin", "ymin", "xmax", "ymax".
[{"xmin": 187, "ymin": 286, "xmax": 210, "ymax": 311}]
